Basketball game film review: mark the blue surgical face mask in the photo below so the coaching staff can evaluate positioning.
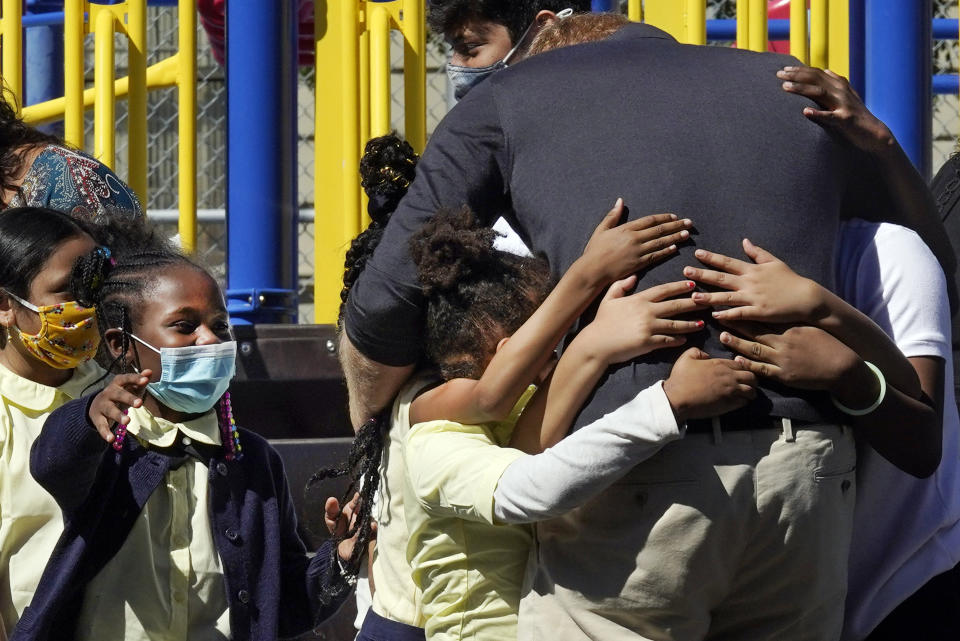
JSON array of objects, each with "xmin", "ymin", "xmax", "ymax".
[
  {"xmin": 129, "ymin": 333, "xmax": 237, "ymax": 415},
  {"xmin": 447, "ymin": 8, "xmax": 574, "ymax": 100}
]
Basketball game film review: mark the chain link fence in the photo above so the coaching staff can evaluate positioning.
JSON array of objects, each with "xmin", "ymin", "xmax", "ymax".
[{"xmin": 75, "ymin": 3, "xmax": 959, "ymax": 323}]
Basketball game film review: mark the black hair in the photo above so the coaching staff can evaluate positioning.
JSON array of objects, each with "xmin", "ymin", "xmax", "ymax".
[
  {"xmin": 314, "ymin": 133, "xmax": 418, "ymax": 601},
  {"xmin": 338, "ymin": 133, "xmax": 419, "ymax": 328},
  {"xmin": 411, "ymin": 206, "xmax": 554, "ymax": 379},
  {"xmin": 0, "ymin": 96, "xmax": 61, "ymax": 207},
  {"xmin": 307, "ymin": 411, "xmax": 386, "ymax": 605},
  {"xmin": 426, "ymin": 0, "xmax": 591, "ymax": 43},
  {"xmin": 70, "ymin": 218, "xmax": 206, "ymax": 374},
  {"xmin": 0, "ymin": 207, "xmax": 95, "ymax": 348},
  {"xmin": 0, "ymin": 206, "xmax": 93, "ymax": 300}
]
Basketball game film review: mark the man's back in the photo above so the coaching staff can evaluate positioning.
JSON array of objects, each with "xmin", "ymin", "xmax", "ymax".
[{"xmin": 346, "ymin": 23, "xmax": 863, "ymax": 426}]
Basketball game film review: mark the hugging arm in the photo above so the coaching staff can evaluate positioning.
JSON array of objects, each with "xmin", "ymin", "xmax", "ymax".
[
  {"xmin": 340, "ymin": 83, "xmax": 511, "ymax": 429},
  {"xmin": 779, "ymin": 65, "xmax": 957, "ymax": 309}
]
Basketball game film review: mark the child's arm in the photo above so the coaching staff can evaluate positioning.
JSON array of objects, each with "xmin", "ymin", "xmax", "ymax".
[
  {"xmin": 509, "ymin": 276, "xmax": 705, "ymax": 453},
  {"xmin": 30, "ymin": 372, "xmax": 150, "ymax": 516},
  {"xmin": 410, "ymin": 201, "xmax": 693, "ymax": 426},
  {"xmin": 685, "ymin": 242, "xmax": 922, "ymax": 398},
  {"xmin": 493, "ymin": 347, "xmax": 758, "ymax": 524},
  {"xmin": 778, "ymin": 65, "xmax": 957, "ymax": 304}
]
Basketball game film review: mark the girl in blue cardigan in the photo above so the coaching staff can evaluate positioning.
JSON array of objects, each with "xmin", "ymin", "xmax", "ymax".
[{"xmin": 16, "ymin": 223, "xmax": 354, "ymax": 641}]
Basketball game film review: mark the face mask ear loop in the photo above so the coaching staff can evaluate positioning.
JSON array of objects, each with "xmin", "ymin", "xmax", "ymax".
[
  {"xmin": 504, "ymin": 7, "xmax": 575, "ymax": 65},
  {"xmin": 4, "ymin": 291, "xmax": 40, "ymax": 313}
]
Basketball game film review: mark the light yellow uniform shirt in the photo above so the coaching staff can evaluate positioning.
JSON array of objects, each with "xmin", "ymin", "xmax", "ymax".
[
  {"xmin": 371, "ymin": 374, "xmax": 435, "ymax": 625},
  {"xmin": 76, "ymin": 405, "xmax": 231, "ymax": 641},
  {"xmin": 402, "ymin": 387, "xmax": 535, "ymax": 641},
  {"xmin": 0, "ymin": 358, "xmax": 104, "ymax": 640}
]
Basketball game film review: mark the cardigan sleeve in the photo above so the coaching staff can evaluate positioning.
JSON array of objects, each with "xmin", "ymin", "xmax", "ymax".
[{"xmin": 30, "ymin": 395, "xmax": 110, "ymax": 518}]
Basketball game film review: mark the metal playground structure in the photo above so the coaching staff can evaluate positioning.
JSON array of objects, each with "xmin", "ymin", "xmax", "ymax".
[{"xmin": 0, "ymin": 0, "xmax": 953, "ymax": 328}]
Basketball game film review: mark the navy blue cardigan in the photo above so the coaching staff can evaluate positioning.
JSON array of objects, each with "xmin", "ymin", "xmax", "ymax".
[{"xmin": 13, "ymin": 396, "xmax": 351, "ymax": 641}]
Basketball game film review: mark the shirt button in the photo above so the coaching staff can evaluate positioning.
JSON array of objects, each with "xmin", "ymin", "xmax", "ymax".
[
  {"xmin": 216, "ymin": 462, "xmax": 229, "ymax": 477},
  {"xmin": 225, "ymin": 528, "xmax": 240, "ymax": 542},
  {"xmin": 237, "ymin": 589, "xmax": 250, "ymax": 604},
  {"xmin": 173, "ymin": 591, "xmax": 186, "ymax": 604},
  {"xmin": 174, "ymin": 536, "xmax": 188, "ymax": 548},
  {"xmin": 181, "ymin": 436, "xmax": 193, "ymax": 447}
]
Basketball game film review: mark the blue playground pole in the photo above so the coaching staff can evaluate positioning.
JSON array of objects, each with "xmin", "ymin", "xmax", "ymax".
[
  {"xmin": 591, "ymin": 0, "xmax": 618, "ymax": 11},
  {"xmin": 225, "ymin": 0, "xmax": 300, "ymax": 324},
  {"xmin": 864, "ymin": 0, "xmax": 932, "ymax": 179},
  {"xmin": 24, "ymin": 1, "xmax": 63, "ymax": 134},
  {"xmin": 847, "ymin": 0, "xmax": 865, "ymax": 97}
]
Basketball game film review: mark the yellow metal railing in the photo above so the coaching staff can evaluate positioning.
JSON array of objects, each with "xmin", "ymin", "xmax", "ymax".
[
  {"xmin": 631, "ymin": 0, "xmax": 847, "ymax": 76},
  {"xmin": 1, "ymin": 0, "xmax": 198, "ymax": 253},
  {"xmin": 313, "ymin": 0, "xmax": 426, "ymax": 324}
]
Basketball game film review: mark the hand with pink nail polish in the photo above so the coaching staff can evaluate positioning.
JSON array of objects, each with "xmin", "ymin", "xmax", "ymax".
[{"xmin": 682, "ymin": 238, "xmax": 827, "ymax": 325}]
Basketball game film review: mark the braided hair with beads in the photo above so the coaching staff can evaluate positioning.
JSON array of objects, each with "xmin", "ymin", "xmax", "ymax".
[
  {"xmin": 310, "ymin": 133, "xmax": 419, "ymax": 600},
  {"xmin": 70, "ymin": 219, "xmax": 242, "ymax": 458}
]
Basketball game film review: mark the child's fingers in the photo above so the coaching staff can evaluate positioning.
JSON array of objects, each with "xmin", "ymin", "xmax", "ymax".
[
  {"xmin": 622, "ymin": 212, "xmax": 679, "ymax": 233},
  {"xmin": 630, "ymin": 218, "xmax": 691, "ymax": 244},
  {"xmin": 802, "ymin": 107, "xmax": 841, "ymax": 123},
  {"xmin": 691, "ymin": 290, "xmax": 749, "ymax": 308},
  {"xmin": 719, "ymin": 331, "xmax": 774, "ymax": 363},
  {"xmin": 324, "ymin": 496, "xmax": 342, "ymax": 535},
  {"xmin": 592, "ymin": 198, "xmax": 626, "ymax": 232},
  {"xmin": 741, "ymin": 238, "xmax": 779, "ymax": 264},
  {"xmin": 651, "ymin": 318, "xmax": 705, "ymax": 335},
  {"xmin": 89, "ymin": 412, "xmax": 116, "ymax": 443},
  {"xmin": 647, "ymin": 335, "xmax": 687, "ymax": 350},
  {"xmin": 636, "ymin": 228, "xmax": 690, "ymax": 255},
  {"xmin": 601, "ymin": 275, "xmax": 637, "ymax": 302},
  {"xmin": 734, "ymin": 355, "xmax": 783, "ymax": 381},
  {"xmin": 633, "ymin": 243, "xmax": 678, "ymax": 270},
  {"xmin": 650, "ymin": 296, "xmax": 707, "ymax": 318},
  {"xmin": 693, "ymin": 248, "xmax": 750, "ymax": 275},
  {"xmin": 103, "ymin": 386, "xmax": 145, "ymax": 412},
  {"xmin": 639, "ymin": 280, "xmax": 696, "ymax": 302}
]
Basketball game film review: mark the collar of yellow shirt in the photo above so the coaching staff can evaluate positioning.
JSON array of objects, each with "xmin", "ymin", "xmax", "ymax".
[
  {"xmin": 0, "ymin": 358, "xmax": 105, "ymax": 410},
  {"xmin": 125, "ymin": 404, "xmax": 222, "ymax": 449}
]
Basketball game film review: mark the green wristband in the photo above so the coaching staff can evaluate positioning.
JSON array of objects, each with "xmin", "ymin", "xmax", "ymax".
[{"xmin": 831, "ymin": 361, "xmax": 886, "ymax": 417}]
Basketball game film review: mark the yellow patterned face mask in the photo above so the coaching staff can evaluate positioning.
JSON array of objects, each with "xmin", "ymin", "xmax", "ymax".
[{"xmin": 6, "ymin": 292, "xmax": 99, "ymax": 369}]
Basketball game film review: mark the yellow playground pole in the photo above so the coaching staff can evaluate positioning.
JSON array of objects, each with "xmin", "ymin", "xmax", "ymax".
[
  {"xmin": 341, "ymin": 2, "xmax": 362, "ymax": 251},
  {"xmin": 828, "ymin": 0, "xmax": 849, "ymax": 78},
  {"xmin": 128, "ymin": 0, "xmax": 148, "ymax": 205},
  {"xmin": 64, "ymin": 1, "xmax": 88, "ymax": 148},
  {"xmin": 685, "ymin": 0, "xmax": 706, "ymax": 45},
  {"xmin": 402, "ymin": 0, "xmax": 426, "ymax": 152},
  {"xmin": 790, "ymin": 0, "xmax": 809, "ymax": 64},
  {"xmin": 93, "ymin": 8, "xmax": 116, "ymax": 168},
  {"xmin": 370, "ymin": 6, "xmax": 392, "ymax": 138},
  {"xmin": 736, "ymin": 0, "xmax": 748, "ymax": 48},
  {"xmin": 810, "ymin": 0, "xmax": 829, "ymax": 69},
  {"xmin": 644, "ymin": 0, "xmax": 684, "ymax": 41},
  {"xmin": 748, "ymin": 0, "xmax": 768, "ymax": 52},
  {"xmin": 2, "ymin": 0, "xmax": 23, "ymax": 108},
  {"xmin": 627, "ymin": 0, "xmax": 642, "ymax": 23},
  {"xmin": 178, "ymin": 0, "xmax": 197, "ymax": 253}
]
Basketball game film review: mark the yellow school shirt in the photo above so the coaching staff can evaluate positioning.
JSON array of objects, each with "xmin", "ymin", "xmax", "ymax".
[
  {"xmin": 402, "ymin": 388, "xmax": 535, "ymax": 641},
  {"xmin": 371, "ymin": 374, "xmax": 435, "ymax": 625},
  {"xmin": 0, "ymin": 359, "xmax": 104, "ymax": 639},
  {"xmin": 76, "ymin": 405, "xmax": 231, "ymax": 641}
]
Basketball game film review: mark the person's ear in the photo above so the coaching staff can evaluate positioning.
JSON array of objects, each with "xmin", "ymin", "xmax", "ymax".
[
  {"xmin": 0, "ymin": 291, "xmax": 15, "ymax": 329},
  {"xmin": 103, "ymin": 327, "xmax": 134, "ymax": 364},
  {"xmin": 495, "ymin": 336, "xmax": 510, "ymax": 353},
  {"xmin": 534, "ymin": 9, "xmax": 559, "ymax": 29}
]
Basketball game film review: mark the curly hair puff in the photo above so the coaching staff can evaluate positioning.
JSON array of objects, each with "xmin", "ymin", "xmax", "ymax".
[{"xmin": 410, "ymin": 206, "xmax": 553, "ymax": 380}]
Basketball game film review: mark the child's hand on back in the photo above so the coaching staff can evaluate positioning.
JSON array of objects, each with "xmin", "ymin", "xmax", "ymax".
[
  {"xmin": 87, "ymin": 371, "xmax": 151, "ymax": 443},
  {"xmin": 662, "ymin": 348, "xmax": 757, "ymax": 422},
  {"xmin": 577, "ymin": 275, "xmax": 706, "ymax": 364},
  {"xmin": 778, "ymin": 66, "xmax": 893, "ymax": 154},
  {"xmin": 579, "ymin": 198, "xmax": 693, "ymax": 286},
  {"xmin": 684, "ymin": 239, "xmax": 827, "ymax": 324}
]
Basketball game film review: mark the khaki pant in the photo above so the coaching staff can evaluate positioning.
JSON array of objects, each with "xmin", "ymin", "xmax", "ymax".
[{"xmin": 519, "ymin": 422, "xmax": 856, "ymax": 641}]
